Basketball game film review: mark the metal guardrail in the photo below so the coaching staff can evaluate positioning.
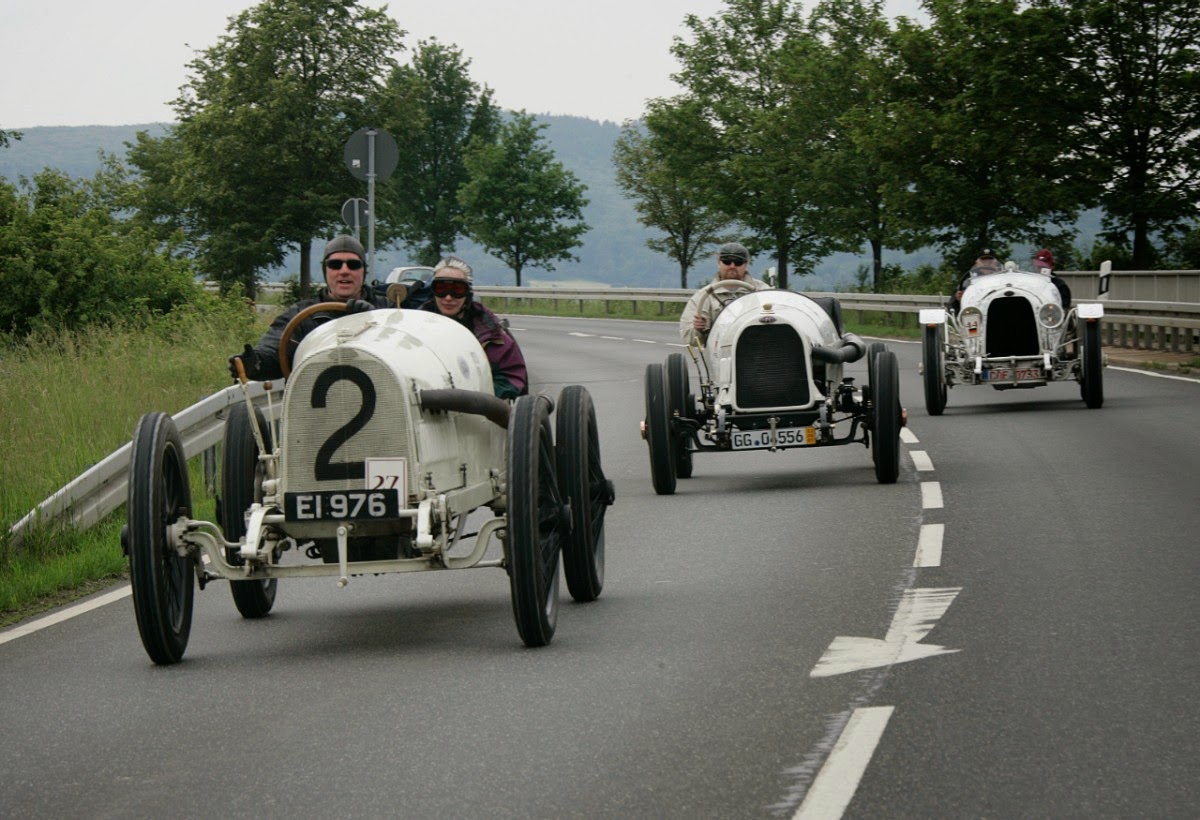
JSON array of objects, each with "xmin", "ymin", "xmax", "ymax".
[{"xmin": 7, "ymin": 381, "xmax": 284, "ymax": 550}]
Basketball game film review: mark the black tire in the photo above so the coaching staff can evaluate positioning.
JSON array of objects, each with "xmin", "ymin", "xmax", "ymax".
[
  {"xmin": 1080, "ymin": 319, "xmax": 1104, "ymax": 408},
  {"xmin": 664, "ymin": 353, "xmax": 694, "ymax": 478},
  {"xmin": 127, "ymin": 412, "xmax": 195, "ymax": 665},
  {"xmin": 506, "ymin": 395, "xmax": 563, "ymax": 647},
  {"xmin": 871, "ymin": 351, "xmax": 901, "ymax": 484},
  {"xmin": 922, "ymin": 325, "xmax": 948, "ymax": 416},
  {"xmin": 556, "ymin": 386, "xmax": 611, "ymax": 603},
  {"xmin": 220, "ymin": 403, "xmax": 277, "ymax": 618},
  {"xmin": 643, "ymin": 363, "xmax": 676, "ymax": 495}
]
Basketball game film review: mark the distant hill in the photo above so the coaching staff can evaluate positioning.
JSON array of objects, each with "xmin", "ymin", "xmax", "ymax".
[{"xmin": 0, "ymin": 119, "xmax": 1097, "ymax": 289}]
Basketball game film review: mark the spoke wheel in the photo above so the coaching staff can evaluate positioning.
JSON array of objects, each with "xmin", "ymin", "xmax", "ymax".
[
  {"xmin": 506, "ymin": 395, "xmax": 563, "ymax": 647},
  {"xmin": 643, "ymin": 363, "xmax": 676, "ymax": 495},
  {"xmin": 922, "ymin": 325, "xmax": 948, "ymax": 416},
  {"xmin": 870, "ymin": 350, "xmax": 901, "ymax": 485},
  {"xmin": 220, "ymin": 403, "xmax": 277, "ymax": 618},
  {"xmin": 127, "ymin": 412, "xmax": 195, "ymax": 665},
  {"xmin": 556, "ymin": 386, "xmax": 611, "ymax": 602},
  {"xmin": 1080, "ymin": 320, "xmax": 1104, "ymax": 409},
  {"xmin": 664, "ymin": 353, "xmax": 694, "ymax": 478}
]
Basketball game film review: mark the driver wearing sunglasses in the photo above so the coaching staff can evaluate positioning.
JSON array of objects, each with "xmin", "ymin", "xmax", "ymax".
[
  {"xmin": 227, "ymin": 234, "xmax": 388, "ymax": 382},
  {"xmin": 679, "ymin": 241, "xmax": 771, "ymax": 343},
  {"xmin": 421, "ymin": 256, "xmax": 528, "ymax": 400}
]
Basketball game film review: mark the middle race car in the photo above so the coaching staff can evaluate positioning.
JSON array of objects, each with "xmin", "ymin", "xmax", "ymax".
[
  {"xmin": 919, "ymin": 260, "xmax": 1106, "ymax": 414},
  {"xmin": 641, "ymin": 281, "xmax": 904, "ymax": 495}
]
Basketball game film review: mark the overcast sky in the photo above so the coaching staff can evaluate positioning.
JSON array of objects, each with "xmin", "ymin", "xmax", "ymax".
[{"xmin": 2, "ymin": 0, "xmax": 927, "ymax": 129}]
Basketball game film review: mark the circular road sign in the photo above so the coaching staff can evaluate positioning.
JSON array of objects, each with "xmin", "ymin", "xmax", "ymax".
[{"xmin": 344, "ymin": 127, "xmax": 398, "ymax": 181}]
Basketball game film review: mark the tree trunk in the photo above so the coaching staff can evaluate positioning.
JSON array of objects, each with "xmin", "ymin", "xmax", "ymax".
[
  {"xmin": 776, "ymin": 238, "xmax": 790, "ymax": 291},
  {"xmin": 300, "ymin": 237, "xmax": 313, "ymax": 296},
  {"xmin": 871, "ymin": 237, "xmax": 884, "ymax": 292}
]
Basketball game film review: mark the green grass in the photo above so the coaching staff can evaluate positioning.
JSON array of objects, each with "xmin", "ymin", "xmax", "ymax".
[{"xmin": 0, "ymin": 307, "xmax": 256, "ymax": 625}]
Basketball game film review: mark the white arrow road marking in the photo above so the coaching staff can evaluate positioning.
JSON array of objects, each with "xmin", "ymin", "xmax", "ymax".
[
  {"xmin": 810, "ymin": 587, "xmax": 962, "ymax": 678},
  {"xmin": 794, "ymin": 706, "xmax": 895, "ymax": 820}
]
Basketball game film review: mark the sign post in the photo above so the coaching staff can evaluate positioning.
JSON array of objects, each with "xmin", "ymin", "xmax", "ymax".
[{"xmin": 343, "ymin": 127, "xmax": 398, "ymax": 274}]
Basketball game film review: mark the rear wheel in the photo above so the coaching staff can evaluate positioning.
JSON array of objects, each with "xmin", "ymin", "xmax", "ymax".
[
  {"xmin": 127, "ymin": 412, "xmax": 195, "ymax": 665},
  {"xmin": 556, "ymin": 386, "xmax": 612, "ymax": 603},
  {"xmin": 506, "ymin": 395, "xmax": 563, "ymax": 647},
  {"xmin": 220, "ymin": 403, "xmax": 277, "ymax": 618},
  {"xmin": 664, "ymin": 353, "xmax": 694, "ymax": 478},
  {"xmin": 643, "ymin": 363, "xmax": 676, "ymax": 495},
  {"xmin": 1080, "ymin": 319, "xmax": 1104, "ymax": 408},
  {"xmin": 922, "ymin": 325, "xmax": 948, "ymax": 416},
  {"xmin": 871, "ymin": 351, "xmax": 901, "ymax": 484}
]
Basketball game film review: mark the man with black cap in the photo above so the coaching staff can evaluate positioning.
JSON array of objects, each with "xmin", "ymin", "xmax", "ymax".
[
  {"xmin": 227, "ymin": 234, "xmax": 389, "ymax": 381},
  {"xmin": 947, "ymin": 248, "xmax": 1003, "ymax": 315},
  {"xmin": 679, "ymin": 241, "xmax": 771, "ymax": 342}
]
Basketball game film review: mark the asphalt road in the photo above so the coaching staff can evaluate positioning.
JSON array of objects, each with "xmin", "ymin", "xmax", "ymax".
[{"xmin": 2, "ymin": 314, "xmax": 1197, "ymax": 819}]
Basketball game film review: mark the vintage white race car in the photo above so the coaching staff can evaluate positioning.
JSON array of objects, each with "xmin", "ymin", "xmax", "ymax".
[
  {"xmin": 641, "ymin": 282, "xmax": 904, "ymax": 494},
  {"xmin": 919, "ymin": 261, "xmax": 1105, "ymax": 414},
  {"xmin": 123, "ymin": 303, "xmax": 613, "ymax": 664}
]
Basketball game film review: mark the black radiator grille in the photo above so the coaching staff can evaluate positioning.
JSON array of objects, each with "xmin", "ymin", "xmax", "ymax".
[
  {"xmin": 734, "ymin": 325, "xmax": 810, "ymax": 408},
  {"xmin": 986, "ymin": 297, "xmax": 1040, "ymax": 356}
]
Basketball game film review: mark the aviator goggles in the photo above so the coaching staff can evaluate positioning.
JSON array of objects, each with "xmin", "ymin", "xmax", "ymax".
[
  {"xmin": 432, "ymin": 279, "xmax": 471, "ymax": 298},
  {"xmin": 325, "ymin": 258, "xmax": 364, "ymax": 271}
]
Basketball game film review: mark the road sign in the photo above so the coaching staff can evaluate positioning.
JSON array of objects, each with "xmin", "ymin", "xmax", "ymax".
[
  {"xmin": 343, "ymin": 127, "xmax": 398, "ymax": 181},
  {"xmin": 341, "ymin": 198, "xmax": 369, "ymax": 235}
]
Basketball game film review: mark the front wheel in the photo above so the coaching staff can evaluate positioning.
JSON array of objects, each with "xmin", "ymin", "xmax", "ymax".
[
  {"xmin": 127, "ymin": 412, "xmax": 195, "ymax": 665},
  {"xmin": 871, "ymin": 351, "xmax": 901, "ymax": 484},
  {"xmin": 664, "ymin": 353, "xmax": 694, "ymax": 478},
  {"xmin": 220, "ymin": 402, "xmax": 277, "ymax": 618},
  {"xmin": 643, "ymin": 363, "xmax": 676, "ymax": 495},
  {"xmin": 922, "ymin": 325, "xmax": 948, "ymax": 416},
  {"xmin": 1080, "ymin": 320, "xmax": 1104, "ymax": 409},
  {"xmin": 506, "ymin": 395, "xmax": 564, "ymax": 647},
  {"xmin": 556, "ymin": 386, "xmax": 612, "ymax": 603}
]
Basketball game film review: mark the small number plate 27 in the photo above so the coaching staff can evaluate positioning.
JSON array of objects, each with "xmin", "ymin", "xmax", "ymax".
[
  {"xmin": 731, "ymin": 426, "xmax": 816, "ymax": 450},
  {"xmin": 284, "ymin": 489, "xmax": 400, "ymax": 522}
]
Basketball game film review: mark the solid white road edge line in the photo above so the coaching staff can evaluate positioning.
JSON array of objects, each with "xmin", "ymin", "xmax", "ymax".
[
  {"xmin": 0, "ymin": 586, "xmax": 131, "ymax": 647},
  {"xmin": 794, "ymin": 706, "xmax": 895, "ymax": 820}
]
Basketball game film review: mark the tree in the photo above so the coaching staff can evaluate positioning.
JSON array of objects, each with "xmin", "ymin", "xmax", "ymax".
[
  {"xmin": 0, "ymin": 166, "xmax": 199, "ymax": 336},
  {"xmin": 882, "ymin": 0, "xmax": 1085, "ymax": 270},
  {"xmin": 0, "ymin": 129, "xmax": 20, "ymax": 150},
  {"xmin": 374, "ymin": 39, "xmax": 501, "ymax": 266},
  {"xmin": 131, "ymin": 0, "xmax": 403, "ymax": 296},
  {"xmin": 1043, "ymin": 0, "xmax": 1200, "ymax": 269},
  {"xmin": 612, "ymin": 119, "xmax": 730, "ymax": 287},
  {"xmin": 458, "ymin": 113, "xmax": 589, "ymax": 286},
  {"xmin": 665, "ymin": 0, "xmax": 849, "ymax": 289}
]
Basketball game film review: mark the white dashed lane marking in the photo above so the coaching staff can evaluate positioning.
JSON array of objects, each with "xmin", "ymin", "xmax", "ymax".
[
  {"xmin": 910, "ymin": 450, "xmax": 934, "ymax": 471},
  {"xmin": 914, "ymin": 523, "xmax": 945, "ymax": 567},
  {"xmin": 920, "ymin": 481, "xmax": 943, "ymax": 509},
  {"xmin": 795, "ymin": 707, "xmax": 896, "ymax": 820}
]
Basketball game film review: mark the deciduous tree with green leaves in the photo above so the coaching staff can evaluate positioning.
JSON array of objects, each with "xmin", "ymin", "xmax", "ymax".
[
  {"xmin": 130, "ymin": 0, "xmax": 402, "ymax": 296},
  {"xmin": 458, "ymin": 113, "xmax": 589, "ymax": 286},
  {"xmin": 612, "ymin": 118, "xmax": 730, "ymax": 288},
  {"xmin": 374, "ymin": 39, "xmax": 501, "ymax": 266}
]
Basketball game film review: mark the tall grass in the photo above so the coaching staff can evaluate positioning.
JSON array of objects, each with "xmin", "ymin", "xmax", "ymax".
[{"xmin": 0, "ymin": 304, "xmax": 257, "ymax": 623}]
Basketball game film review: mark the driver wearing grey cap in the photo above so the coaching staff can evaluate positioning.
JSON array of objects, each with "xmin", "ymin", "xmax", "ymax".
[{"xmin": 679, "ymin": 242, "xmax": 772, "ymax": 343}]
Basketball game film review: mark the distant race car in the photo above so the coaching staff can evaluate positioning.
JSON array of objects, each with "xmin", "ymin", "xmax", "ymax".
[
  {"xmin": 919, "ymin": 261, "xmax": 1105, "ymax": 414},
  {"xmin": 641, "ymin": 282, "xmax": 904, "ymax": 495},
  {"xmin": 123, "ymin": 302, "xmax": 613, "ymax": 664}
]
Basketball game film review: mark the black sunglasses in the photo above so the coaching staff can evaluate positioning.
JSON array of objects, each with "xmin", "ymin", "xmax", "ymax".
[
  {"xmin": 325, "ymin": 258, "xmax": 364, "ymax": 271},
  {"xmin": 719, "ymin": 256, "xmax": 746, "ymax": 265},
  {"xmin": 432, "ymin": 280, "xmax": 470, "ymax": 298}
]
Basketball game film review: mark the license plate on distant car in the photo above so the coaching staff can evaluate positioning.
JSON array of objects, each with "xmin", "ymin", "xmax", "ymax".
[
  {"xmin": 284, "ymin": 490, "xmax": 400, "ymax": 522},
  {"xmin": 731, "ymin": 427, "xmax": 816, "ymax": 450},
  {"xmin": 983, "ymin": 367, "xmax": 1043, "ymax": 382}
]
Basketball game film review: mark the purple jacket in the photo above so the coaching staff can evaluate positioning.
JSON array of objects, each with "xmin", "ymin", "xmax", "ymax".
[{"xmin": 422, "ymin": 300, "xmax": 528, "ymax": 399}]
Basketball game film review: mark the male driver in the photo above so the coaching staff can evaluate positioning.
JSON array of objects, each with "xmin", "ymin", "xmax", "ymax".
[
  {"xmin": 227, "ymin": 235, "xmax": 387, "ymax": 381},
  {"xmin": 679, "ymin": 242, "xmax": 771, "ymax": 343},
  {"xmin": 948, "ymin": 248, "xmax": 1003, "ymax": 315}
]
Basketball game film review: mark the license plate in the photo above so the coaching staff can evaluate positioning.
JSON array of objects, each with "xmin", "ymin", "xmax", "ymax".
[
  {"xmin": 731, "ymin": 426, "xmax": 816, "ymax": 450},
  {"xmin": 984, "ymin": 367, "xmax": 1043, "ymax": 382},
  {"xmin": 284, "ymin": 490, "xmax": 400, "ymax": 522}
]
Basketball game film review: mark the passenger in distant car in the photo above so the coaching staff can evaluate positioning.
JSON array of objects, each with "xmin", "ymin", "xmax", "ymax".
[{"xmin": 1033, "ymin": 248, "xmax": 1072, "ymax": 309}]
